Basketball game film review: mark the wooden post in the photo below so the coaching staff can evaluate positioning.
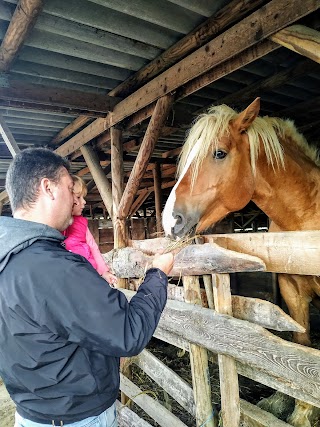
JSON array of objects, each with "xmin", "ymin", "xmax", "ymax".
[
  {"xmin": 111, "ymin": 127, "xmax": 127, "ymax": 289},
  {"xmin": 0, "ymin": 201, "xmax": 3, "ymax": 216},
  {"xmin": 117, "ymin": 94, "xmax": 174, "ymax": 219},
  {"xmin": 211, "ymin": 274, "xmax": 240, "ymax": 427},
  {"xmin": 183, "ymin": 276, "xmax": 217, "ymax": 427},
  {"xmin": 110, "ymin": 126, "xmax": 131, "ymax": 405},
  {"xmin": 80, "ymin": 145, "xmax": 113, "ymax": 218},
  {"xmin": 152, "ymin": 162, "xmax": 163, "ymax": 235}
]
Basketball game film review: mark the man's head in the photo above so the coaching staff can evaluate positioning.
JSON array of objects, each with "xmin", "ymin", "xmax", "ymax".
[{"xmin": 6, "ymin": 148, "xmax": 75, "ymax": 230}]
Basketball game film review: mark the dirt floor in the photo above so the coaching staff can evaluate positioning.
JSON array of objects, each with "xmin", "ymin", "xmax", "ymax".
[{"xmin": 0, "ymin": 379, "xmax": 15, "ymax": 427}]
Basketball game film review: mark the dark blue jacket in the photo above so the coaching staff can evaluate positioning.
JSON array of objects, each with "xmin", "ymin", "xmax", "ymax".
[{"xmin": 0, "ymin": 217, "xmax": 168, "ymax": 424}]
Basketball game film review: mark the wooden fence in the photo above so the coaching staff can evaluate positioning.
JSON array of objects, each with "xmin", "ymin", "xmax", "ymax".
[{"xmin": 104, "ymin": 230, "xmax": 320, "ymax": 427}]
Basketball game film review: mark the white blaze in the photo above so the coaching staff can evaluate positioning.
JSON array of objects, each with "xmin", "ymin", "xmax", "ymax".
[{"xmin": 162, "ymin": 139, "xmax": 202, "ymax": 236}]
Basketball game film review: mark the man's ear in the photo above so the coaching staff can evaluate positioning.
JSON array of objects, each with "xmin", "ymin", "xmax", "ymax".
[{"xmin": 40, "ymin": 178, "xmax": 55, "ymax": 200}]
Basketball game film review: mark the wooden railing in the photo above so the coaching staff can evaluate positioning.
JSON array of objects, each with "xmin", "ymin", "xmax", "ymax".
[{"xmin": 104, "ymin": 231, "xmax": 320, "ymax": 427}]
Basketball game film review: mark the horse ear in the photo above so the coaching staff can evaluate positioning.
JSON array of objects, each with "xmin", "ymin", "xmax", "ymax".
[{"xmin": 234, "ymin": 97, "xmax": 260, "ymax": 133}]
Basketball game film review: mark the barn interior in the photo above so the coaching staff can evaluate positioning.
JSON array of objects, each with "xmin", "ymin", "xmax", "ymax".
[{"xmin": 0, "ymin": 1, "xmax": 319, "ymax": 426}]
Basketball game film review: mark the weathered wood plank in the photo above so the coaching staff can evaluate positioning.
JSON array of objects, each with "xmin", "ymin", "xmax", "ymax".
[
  {"xmin": 232, "ymin": 295, "xmax": 304, "ymax": 332},
  {"xmin": 270, "ymin": 25, "xmax": 320, "ymax": 64},
  {"xmin": 0, "ymin": 0, "xmax": 43, "ymax": 72},
  {"xmin": 122, "ymin": 289, "xmax": 320, "ymax": 408},
  {"xmin": 167, "ymin": 284, "xmax": 304, "ymax": 332},
  {"xmin": 129, "ymin": 231, "xmax": 320, "ymax": 275},
  {"xmin": 212, "ymin": 273, "xmax": 240, "ymax": 427},
  {"xmin": 120, "ymin": 374, "xmax": 188, "ymax": 427},
  {"xmin": 134, "ymin": 349, "xmax": 195, "ymax": 417},
  {"xmin": 132, "ymin": 350, "xmax": 291, "ymax": 427},
  {"xmin": 116, "ymin": 400, "xmax": 152, "ymax": 427},
  {"xmin": 103, "ymin": 243, "xmax": 266, "ymax": 278},
  {"xmin": 183, "ymin": 276, "xmax": 217, "ymax": 427},
  {"xmin": 240, "ymin": 400, "xmax": 292, "ymax": 427}
]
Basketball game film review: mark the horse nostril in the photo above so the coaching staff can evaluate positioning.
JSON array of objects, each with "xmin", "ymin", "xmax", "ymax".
[
  {"xmin": 172, "ymin": 213, "xmax": 186, "ymax": 235},
  {"xmin": 175, "ymin": 214, "xmax": 183, "ymax": 225}
]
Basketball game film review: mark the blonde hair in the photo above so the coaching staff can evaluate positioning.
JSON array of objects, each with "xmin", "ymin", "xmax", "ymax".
[{"xmin": 72, "ymin": 175, "xmax": 87, "ymax": 197}]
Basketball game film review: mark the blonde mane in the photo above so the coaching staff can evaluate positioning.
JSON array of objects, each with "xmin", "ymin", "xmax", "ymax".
[{"xmin": 178, "ymin": 104, "xmax": 319, "ymax": 189}]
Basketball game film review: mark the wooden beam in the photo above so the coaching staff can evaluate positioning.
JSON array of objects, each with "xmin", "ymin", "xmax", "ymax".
[
  {"xmin": 0, "ymin": 0, "xmax": 43, "ymax": 72},
  {"xmin": 270, "ymin": 25, "xmax": 320, "ymax": 64},
  {"xmin": 136, "ymin": 180, "xmax": 176, "ymax": 195},
  {"xmin": 0, "ymin": 80, "xmax": 121, "ymax": 116},
  {"xmin": 53, "ymin": 0, "xmax": 317, "ymax": 158},
  {"xmin": 108, "ymin": 0, "xmax": 267, "ymax": 98},
  {"xmin": 0, "ymin": 114, "xmax": 20, "ymax": 157},
  {"xmin": 51, "ymin": 116, "xmax": 92, "ymax": 145},
  {"xmin": 50, "ymin": 0, "xmax": 264, "ymax": 151},
  {"xmin": 128, "ymin": 189, "xmax": 151, "ymax": 217},
  {"xmin": 80, "ymin": 145, "xmax": 113, "ymax": 217},
  {"xmin": 152, "ymin": 163, "xmax": 163, "ymax": 235},
  {"xmin": 162, "ymin": 146, "xmax": 182, "ymax": 159},
  {"xmin": 194, "ymin": 57, "xmax": 319, "ymax": 114},
  {"xmin": 117, "ymin": 94, "xmax": 174, "ymax": 219}
]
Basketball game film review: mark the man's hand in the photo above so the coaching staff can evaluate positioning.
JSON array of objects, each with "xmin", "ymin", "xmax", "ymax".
[{"xmin": 152, "ymin": 252, "xmax": 174, "ymax": 275}]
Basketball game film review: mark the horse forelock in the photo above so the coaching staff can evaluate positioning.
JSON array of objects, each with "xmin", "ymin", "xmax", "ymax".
[
  {"xmin": 177, "ymin": 105, "xmax": 319, "ymax": 188},
  {"xmin": 177, "ymin": 105, "xmax": 237, "ymax": 189}
]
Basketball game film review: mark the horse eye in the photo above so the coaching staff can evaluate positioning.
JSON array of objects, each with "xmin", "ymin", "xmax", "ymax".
[{"xmin": 213, "ymin": 149, "xmax": 227, "ymax": 160}]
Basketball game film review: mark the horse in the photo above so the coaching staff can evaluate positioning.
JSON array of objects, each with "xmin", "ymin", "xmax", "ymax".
[{"xmin": 162, "ymin": 98, "xmax": 320, "ymax": 426}]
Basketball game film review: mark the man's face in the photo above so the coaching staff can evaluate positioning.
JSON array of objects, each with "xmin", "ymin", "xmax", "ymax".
[{"xmin": 54, "ymin": 168, "xmax": 76, "ymax": 231}]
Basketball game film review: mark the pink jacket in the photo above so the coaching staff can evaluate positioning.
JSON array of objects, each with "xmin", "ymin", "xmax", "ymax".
[{"xmin": 63, "ymin": 216, "xmax": 109, "ymax": 275}]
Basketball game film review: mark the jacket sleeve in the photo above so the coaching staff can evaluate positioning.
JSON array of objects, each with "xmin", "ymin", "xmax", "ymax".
[
  {"xmin": 39, "ymin": 257, "xmax": 168, "ymax": 357},
  {"xmin": 85, "ymin": 227, "xmax": 109, "ymax": 275}
]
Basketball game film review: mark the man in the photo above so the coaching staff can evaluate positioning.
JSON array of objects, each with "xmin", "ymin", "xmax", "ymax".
[{"xmin": 0, "ymin": 147, "xmax": 174, "ymax": 427}]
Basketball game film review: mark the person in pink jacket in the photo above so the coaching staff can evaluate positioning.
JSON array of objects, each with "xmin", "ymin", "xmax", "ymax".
[{"xmin": 63, "ymin": 175, "xmax": 117, "ymax": 286}]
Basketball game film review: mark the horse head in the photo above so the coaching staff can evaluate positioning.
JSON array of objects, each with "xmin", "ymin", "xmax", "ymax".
[{"xmin": 162, "ymin": 98, "xmax": 262, "ymax": 238}]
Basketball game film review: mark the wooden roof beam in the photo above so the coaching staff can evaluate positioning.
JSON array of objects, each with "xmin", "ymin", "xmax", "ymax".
[
  {"xmin": 193, "ymin": 57, "xmax": 319, "ymax": 115},
  {"xmin": 56, "ymin": 0, "xmax": 318, "ymax": 159},
  {"xmin": 0, "ymin": 0, "xmax": 43, "ymax": 72},
  {"xmin": 52, "ymin": 0, "xmax": 266, "ymax": 151},
  {"xmin": 0, "ymin": 80, "xmax": 121, "ymax": 116},
  {"xmin": 270, "ymin": 25, "xmax": 320, "ymax": 64},
  {"xmin": 108, "ymin": 0, "xmax": 267, "ymax": 98}
]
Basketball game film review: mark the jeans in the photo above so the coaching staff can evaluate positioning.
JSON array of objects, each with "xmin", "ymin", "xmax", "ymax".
[{"xmin": 14, "ymin": 404, "xmax": 117, "ymax": 427}]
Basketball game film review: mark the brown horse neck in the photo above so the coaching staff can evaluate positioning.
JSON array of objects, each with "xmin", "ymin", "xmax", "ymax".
[{"xmin": 251, "ymin": 143, "xmax": 320, "ymax": 231}]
